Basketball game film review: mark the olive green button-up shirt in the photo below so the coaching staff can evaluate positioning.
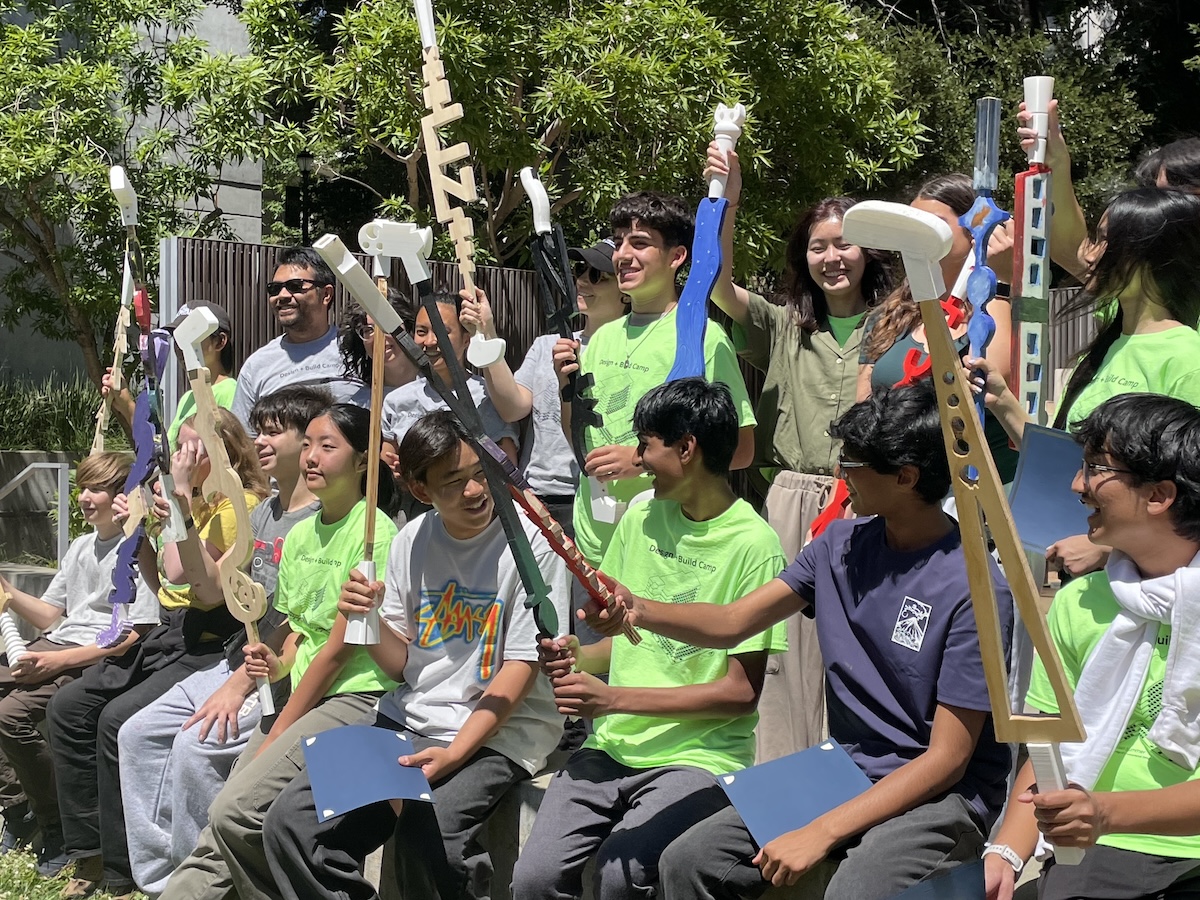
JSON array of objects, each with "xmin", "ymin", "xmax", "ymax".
[{"xmin": 732, "ymin": 292, "xmax": 862, "ymax": 477}]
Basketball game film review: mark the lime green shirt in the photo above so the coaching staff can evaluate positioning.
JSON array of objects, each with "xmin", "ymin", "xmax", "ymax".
[
  {"xmin": 584, "ymin": 498, "xmax": 788, "ymax": 775},
  {"xmin": 274, "ymin": 499, "xmax": 399, "ymax": 696},
  {"xmin": 574, "ymin": 310, "xmax": 756, "ymax": 565},
  {"xmin": 827, "ymin": 312, "xmax": 866, "ymax": 348},
  {"xmin": 1027, "ymin": 572, "xmax": 1200, "ymax": 858},
  {"xmin": 168, "ymin": 378, "xmax": 237, "ymax": 447},
  {"xmin": 732, "ymin": 292, "xmax": 862, "ymax": 476},
  {"xmin": 1064, "ymin": 327, "xmax": 1200, "ymax": 427}
]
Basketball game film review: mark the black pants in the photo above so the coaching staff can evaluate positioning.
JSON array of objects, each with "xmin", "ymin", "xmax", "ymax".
[
  {"xmin": 263, "ymin": 710, "xmax": 527, "ymax": 900},
  {"xmin": 47, "ymin": 616, "xmax": 225, "ymax": 881},
  {"xmin": 1039, "ymin": 845, "xmax": 1200, "ymax": 900}
]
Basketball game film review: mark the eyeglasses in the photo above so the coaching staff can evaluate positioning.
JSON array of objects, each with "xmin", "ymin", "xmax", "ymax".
[
  {"xmin": 835, "ymin": 456, "xmax": 872, "ymax": 471},
  {"xmin": 356, "ymin": 323, "xmax": 376, "ymax": 341},
  {"xmin": 573, "ymin": 262, "xmax": 610, "ymax": 284},
  {"xmin": 1081, "ymin": 459, "xmax": 1133, "ymax": 486},
  {"xmin": 267, "ymin": 278, "xmax": 321, "ymax": 298}
]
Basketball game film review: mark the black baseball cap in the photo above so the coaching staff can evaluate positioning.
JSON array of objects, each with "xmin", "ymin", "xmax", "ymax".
[
  {"xmin": 166, "ymin": 300, "xmax": 232, "ymax": 333},
  {"xmin": 567, "ymin": 238, "xmax": 616, "ymax": 274}
]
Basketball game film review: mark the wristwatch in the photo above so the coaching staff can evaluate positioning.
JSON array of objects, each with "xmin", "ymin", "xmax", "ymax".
[{"xmin": 982, "ymin": 843, "xmax": 1024, "ymax": 875}]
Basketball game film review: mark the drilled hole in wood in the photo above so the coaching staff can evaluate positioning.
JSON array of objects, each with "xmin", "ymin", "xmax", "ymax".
[
  {"xmin": 951, "ymin": 416, "xmax": 966, "ymax": 435},
  {"xmin": 954, "ymin": 439, "xmax": 970, "ymax": 457},
  {"xmin": 942, "ymin": 371, "xmax": 956, "ymax": 385},
  {"xmin": 959, "ymin": 465, "xmax": 979, "ymax": 486},
  {"xmin": 947, "ymin": 393, "xmax": 960, "ymax": 408}
]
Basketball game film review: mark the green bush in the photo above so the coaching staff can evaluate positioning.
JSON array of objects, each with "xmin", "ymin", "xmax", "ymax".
[{"xmin": 0, "ymin": 375, "xmax": 130, "ymax": 453}]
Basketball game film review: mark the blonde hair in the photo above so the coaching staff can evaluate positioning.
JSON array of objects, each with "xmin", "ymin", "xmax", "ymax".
[{"xmin": 76, "ymin": 452, "xmax": 132, "ymax": 495}]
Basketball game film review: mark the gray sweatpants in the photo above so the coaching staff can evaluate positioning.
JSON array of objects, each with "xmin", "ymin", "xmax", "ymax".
[
  {"xmin": 511, "ymin": 748, "xmax": 730, "ymax": 900},
  {"xmin": 157, "ymin": 691, "xmax": 380, "ymax": 900},
  {"xmin": 119, "ymin": 661, "xmax": 263, "ymax": 896},
  {"xmin": 657, "ymin": 792, "xmax": 985, "ymax": 900}
]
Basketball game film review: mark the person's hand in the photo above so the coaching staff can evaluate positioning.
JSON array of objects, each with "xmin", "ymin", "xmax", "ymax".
[
  {"xmin": 1046, "ymin": 534, "xmax": 1109, "ymax": 578},
  {"xmin": 584, "ymin": 445, "xmax": 641, "ymax": 483},
  {"xmin": 111, "ymin": 492, "xmax": 131, "ymax": 525},
  {"xmin": 243, "ymin": 641, "xmax": 283, "ymax": 683},
  {"xmin": 983, "ymin": 853, "xmax": 1017, "ymax": 900},
  {"xmin": 537, "ymin": 635, "xmax": 578, "ymax": 679},
  {"xmin": 552, "ymin": 670, "xmax": 615, "ymax": 719},
  {"xmin": 101, "ymin": 367, "xmax": 119, "ymax": 399},
  {"xmin": 986, "ymin": 220, "xmax": 1015, "ymax": 284},
  {"xmin": 382, "ymin": 446, "xmax": 403, "ymax": 480},
  {"xmin": 459, "ymin": 287, "xmax": 497, "ymax": 340},
  {"xmin": 552, "ymin": 337, "xmax": 581, "ymax": 387},
  {"xmin": 400, "ymin": 745, "xmax": 463, "ymax": 785},
  {"xmin": 1017, "ymin": 98, "xmax": 1068, "ymax": 171},
  {"xmin": 183, "ymin": 674, "xmax": 254, "ymax": 743},
  {"xmin": 171, "ymin": 438, "xmax": 206, "ymax": 495},
  {"xmin": 11, "ymin": 650, "xmax": 70, "ymax": 684},
  {"xmin": 579, "ymin": 574, "xmax": 637, "ymax": 637},
  {"xmin": 754, "ymin": 821, "xmax": 835, "ymax": 887},
  {"xmin": 337, "ymin": 569, "xmax": 384, "ymax": 618},
  {"xmin": 1023, "ymin": 784, "xmax": 1111, "ymax": 848},
  {"xmin": 703, "ymin": 139, "xmax": 742, "ymax": 207},
  {"xmin": 963, "ymin": 356, "xmax": 1011, "ymax": 410}
]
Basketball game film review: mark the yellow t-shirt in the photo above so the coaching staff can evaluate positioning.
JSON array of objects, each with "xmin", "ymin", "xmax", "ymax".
[{"xmin": 158, "ymin": 491, "xmax": 261, "ymax": 610}]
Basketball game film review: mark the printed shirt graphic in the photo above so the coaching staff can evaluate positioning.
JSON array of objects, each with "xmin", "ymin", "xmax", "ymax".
[
  {"xmin": 377, "ymin": 512, "xmax": 571, "ymax": 775},
  {"xmin": 1064, "ymin": 326, "xmax": 1200, "ymax": 427},
  {"xmin": 891, "ymin": 596, "xmax": 932, "ymax": 652},
  {"xmin": 777, "ymin": 517, "xmax": 1014, "ymax": 827},
  {"xmin": 585, "ymin": 498, "xmax": 787, "ymax": 775},
  {"xmin": 273, "ymin": 499, "xmax": 398, "ymax": 695},
  {"xmin": 1027, "ymin": 572, "xmax": 1200, "ymax": 858},
  {"xmin": 572, "ymin": 310, "xmax": 757, "ymax": 564}
]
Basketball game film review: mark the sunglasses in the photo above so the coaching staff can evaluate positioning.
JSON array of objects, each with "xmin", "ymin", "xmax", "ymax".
[
  {"xmin": 835, "ymin": 456, "xmax": 872, "ymax": 471},
  {"xmin": 266, "ymin": 278, "xmax": 322, "ymax": 298},
  {"xmin": 573, "ymin": 262, "xmax": 611, "ymax": 284}
]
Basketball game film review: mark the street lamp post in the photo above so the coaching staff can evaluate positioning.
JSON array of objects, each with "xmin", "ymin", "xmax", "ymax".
[{"xmin": 297, "ymin": 150, "xmax": 314, "ymax": 246}]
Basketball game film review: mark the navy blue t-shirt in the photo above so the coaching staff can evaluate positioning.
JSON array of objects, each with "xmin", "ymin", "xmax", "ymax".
[{"xmin": 778, "ymin": 516, "xmax": 1014, "ymax": 827}]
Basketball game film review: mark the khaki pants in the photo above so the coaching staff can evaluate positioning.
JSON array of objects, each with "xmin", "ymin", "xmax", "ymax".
[
  {"xmin": 754, "ymin": 471, "xmax": 835, "ymax": 763},
  {"xmin": 157, "ymin": 691, "xmax": 381, "ymax": 900}
]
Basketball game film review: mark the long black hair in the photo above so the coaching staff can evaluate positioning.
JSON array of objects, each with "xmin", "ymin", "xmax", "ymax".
[
  {"xmin": 322, "ymin": 403, "xmax": 401, "ymax": 517},
  {"xmin": 338, "ymin": 288, "xmax": 417, "ymax": 383},
  {"xmin": 1054, "ymin": 188, "xmax": 1200, "ymax": 428},
  {"xmin": 779, "ymin": 197, "xmax": 893, "ymax": 334}
]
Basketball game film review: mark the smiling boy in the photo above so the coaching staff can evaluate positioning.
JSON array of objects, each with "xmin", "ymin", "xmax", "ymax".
[
  {"xmin": 555, "ymin": 192, "xmax": 757, "ymax": 567},
  {"xmin": 512, "ymin": 378, "xmax": 786, "ymax": 900}
]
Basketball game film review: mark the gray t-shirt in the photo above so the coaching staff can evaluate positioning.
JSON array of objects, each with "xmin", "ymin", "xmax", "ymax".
[
  {"xmin": 380, "ymin": 374, "xmax": 517, "ymax": 449},
  {"xmin": 249, "ymin": 495, "xmax": 322, "ymax": 602},
  {"xmin": 377, "ymin": 512, "xmax": 570, "ymax": 775},
  {"xmin": 514, "ymin": 333, "xmax": 578, "ymax": 498},
  {"xmin": 231, "ymin": 326, "xmax": 366, "ymax": 428},
  {"xmin": 41, "ymin": 531, "xmax": 161, "ymax": 646}
]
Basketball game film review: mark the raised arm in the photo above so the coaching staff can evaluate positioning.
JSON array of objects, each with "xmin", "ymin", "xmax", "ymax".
[
  {"xmin": 705, "ymin": 141, "xmax": 752, "ymax": 327},
  {"xmin": 1017, "ymin": 100, "xmax": 1088, "ymax": 279},
  {"xmin": 460, "ymin": 287, "xmax": 533, "ymax": 423}
]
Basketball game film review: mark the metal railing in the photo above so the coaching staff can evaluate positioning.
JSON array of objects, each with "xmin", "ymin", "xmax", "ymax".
[{"xmin": 0, "ymin": 462, "xmax": 70, "ymax": 565}]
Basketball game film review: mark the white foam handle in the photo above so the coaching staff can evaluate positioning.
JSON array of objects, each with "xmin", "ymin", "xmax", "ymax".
[
  {"xmin": 709, "ymin": 103, "xmax": 747, "ymax": 200},
  {"xmin": 1027, "ymin": 742, "xmax": 1085, "ymax": 865},
  {"xmin": 345, "ymin": 559, "xmax": 380, "ymax": 645},
  {"xmin": 520, "ymin": 167, "xmax": 552, "ymax": 235},
  {"xmin": 109, "ymin": 166, "xmax": 138, "ymax": 227},
  {"xmin": 0, "ymin": 613, "xmax": 27, "ymax": 664},
  {"xmin": 842, "ymin": 201, "xmax": 953, "ymax": 302},
  {"xmin": 1024, "ymin": 76, "xmax": 1055, "ymax": 166},
  {"xmin": 256, "ymin": 673, "xmax": 275, "ymax": 716}
]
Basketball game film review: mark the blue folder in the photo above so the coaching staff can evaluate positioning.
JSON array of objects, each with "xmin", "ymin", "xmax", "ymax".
[
  {"xmin": 890, "ymin": 860, "xmax": 985, "ymax": 899},
  {"xmin": 302, "ymin": 725, "xmax": 434, "ymax": 823},
  {"xmin": 1007, "ymin": 424, "xmax": 1088, "ymax": 553},
  {"xmin": 719, "ymin": 741, "xmax": 872, "ymax": 847}
]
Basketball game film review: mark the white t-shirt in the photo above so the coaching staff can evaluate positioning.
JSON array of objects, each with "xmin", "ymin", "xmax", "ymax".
[
  {"xmin": 380, "ymin": 374, "xmax": 517, "ymax": 449},
  {"xmin": 231, "ymin": 325, "xmax": 365, "ymax": 428},
  {"xmin": 514, "ymin": 333, "xmax": 578, "ymax": 498},
  {"xmin": 40, "ymin": 531, "xmax": 161, "ymax": 646},
  {"xmin": 377, "ymin": 512, "xmax": 570, "ymax": 775}
]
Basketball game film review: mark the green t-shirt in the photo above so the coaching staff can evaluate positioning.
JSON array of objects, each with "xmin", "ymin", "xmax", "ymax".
[
  {"xmin": 274, "ymin": 499, "xmax": 399, "ymax": 696},
  {"xmin": 827, "ymin": 312, "xmax": 866, "ymax": 348},
  {"xmin": 168, "ymin": 378, "xmax": 238, "ymax": 447},
  {"xmin": 1064, "ymin": 327, "xmax": 1200, "ymax": 427},
  {"xmin": 574, "ymin": 309, "xmax": 756, "ymax": 565},
  {"xmin": 1027, "ymin": 572, "xmax": 1200, "ymax": 858},
  {"xmin": 732, "ymin": 293, "xmax": 863, "ymax": 476},
  {"xmin": 584, "ymin": 498, "xmax": 788, "ymax": 775}
]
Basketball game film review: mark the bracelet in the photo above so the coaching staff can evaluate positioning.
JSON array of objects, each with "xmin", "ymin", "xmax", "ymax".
[{"xmin": 982, "ymin": 843, "xmax": 1024, "ymax": 876}]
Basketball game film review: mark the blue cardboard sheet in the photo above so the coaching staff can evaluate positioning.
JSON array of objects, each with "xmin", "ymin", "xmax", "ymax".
[
  {"xmin": 302, "ymin": 725, "xmax": 434, "ymax": 823},
  {"xmin": 1007, "ymin": 424, "xmax": 1088, "ymax": 553},
  {"xmin": 719, "ymin": 741, "xmax": 871, "ymax": 848},
  {"xmin": 890, "ymin": 861, "xmax": 985, "ymax": 899}
]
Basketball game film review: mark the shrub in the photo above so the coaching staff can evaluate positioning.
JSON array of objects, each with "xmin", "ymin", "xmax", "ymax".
[{"xmin": 0, "ymin": 375, "xmax": 130, "ymax": 453}]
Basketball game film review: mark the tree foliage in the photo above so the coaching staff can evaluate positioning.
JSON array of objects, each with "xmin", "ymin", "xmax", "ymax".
[
  {"xmin": 234, "ymin": 0, "xmax": 926, "ymax": 276},
  {"xmin": 0, "ymin": 0, "xmax": 272, "ymax": 386}
]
